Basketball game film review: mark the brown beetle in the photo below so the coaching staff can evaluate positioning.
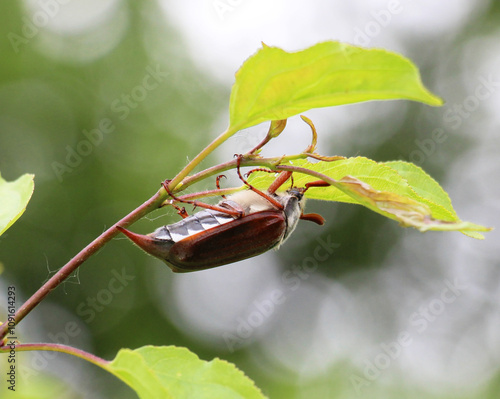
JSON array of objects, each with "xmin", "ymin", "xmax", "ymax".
[{"xmin": 118, "ymin": 168, "xmax": 328, "ymax": 272}]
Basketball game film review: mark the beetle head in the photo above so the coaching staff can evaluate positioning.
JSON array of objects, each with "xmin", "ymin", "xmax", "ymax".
[
  {"xmin": 274, "ymin": 188, "xmax": 305, "ymax": 243},
  {"xmin": 284, "ymin": 186, "xmax": 326, "ymax": 226}
]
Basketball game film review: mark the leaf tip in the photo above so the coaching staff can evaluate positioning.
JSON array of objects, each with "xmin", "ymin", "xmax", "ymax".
[{"xmin": 427, "ymin": 94, "xmax": 445, "ymax": 107}]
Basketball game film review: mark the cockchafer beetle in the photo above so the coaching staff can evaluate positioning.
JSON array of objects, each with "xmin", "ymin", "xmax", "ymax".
[{"xmin": 117, "ymin": 161, "xmax": 329, "ymax": 272}]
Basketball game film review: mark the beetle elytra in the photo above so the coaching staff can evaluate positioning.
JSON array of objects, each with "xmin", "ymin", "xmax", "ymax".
[{"xmin": 117, "ymin": 164, "xmax": 329, "ymax": 272}]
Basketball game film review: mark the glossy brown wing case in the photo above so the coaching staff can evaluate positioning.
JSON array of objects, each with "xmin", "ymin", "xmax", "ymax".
[{"xmin": 168, "ymin": 211, "xmax": 286, "ymax": 272}]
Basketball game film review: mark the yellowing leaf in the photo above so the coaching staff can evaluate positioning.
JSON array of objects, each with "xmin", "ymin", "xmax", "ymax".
[
  {"xmin": 333, "ymin": 175, "xmax": 488, "ymax": 233},
  {"xmin": 247, "ymin": 157, "xmax": 491, "ymax": 238}
]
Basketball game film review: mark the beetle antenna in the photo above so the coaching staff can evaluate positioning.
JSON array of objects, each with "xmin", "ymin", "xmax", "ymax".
[
  {"xmin": 303, "ymin": 180, "xmax": 330, "ymax": 193},
  {"xmin": 300, "ymin": 212, "xmax": 325, "ymax": 225},
  {"xmin": 267, "ymin": 171, "xmax": 293, "ymax": 194}
]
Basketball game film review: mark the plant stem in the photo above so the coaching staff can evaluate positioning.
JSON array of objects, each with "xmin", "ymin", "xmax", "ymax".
[
  {"xmin": 0, "ymin": 342, "xmax": 110, "ymax": 368},
  {"xmin": 167, "ymin": 128, "xmax": 236, "ymax": 190},
  {"xmin": 171, "ymin": 153, "xmax": 313, "ymax": 196},
  {"xmin": 276, "ymin": 164, "xmax": 337, "ymax": 181},
  {"xmin": 0, "ymin": 190, "xmax": 164, "ymax": 341},
  {"xmin": 177, "ymin": 187, "xmax": 241, "ymax": 201}
]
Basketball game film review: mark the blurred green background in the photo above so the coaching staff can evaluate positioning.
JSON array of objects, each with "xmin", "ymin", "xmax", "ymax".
[{"xmin": 1, "ymin": 1, "xmax": 499, "ymax": 398}]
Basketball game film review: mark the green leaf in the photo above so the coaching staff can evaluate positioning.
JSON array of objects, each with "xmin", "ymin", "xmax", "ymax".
[
  {"xmin": 383, "ymin": 161, "xmax": 457, "ymax": 220},
  {"xmin": 0, "ymin": 172, "xmax": 35, "ymax": 237},
  {"xmin": 229, "ymin": 41, "xmax": 443, "ymax": 132},
  {"xmin": 247, "ymin": 157, "xmax": 491, "ymax": 238},
  {"xmin": 106, "ymin": 346, "xmax": 266, "ymax": 399}
]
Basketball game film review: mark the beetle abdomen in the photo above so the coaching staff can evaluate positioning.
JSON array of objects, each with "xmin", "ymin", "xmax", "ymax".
[{"xmin": 151, "ymin": 209, "xmax": 236, "ymax": 243}]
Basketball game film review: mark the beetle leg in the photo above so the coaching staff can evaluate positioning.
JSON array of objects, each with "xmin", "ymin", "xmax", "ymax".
[
  {"xmin": 162, "ymin": 180, "xmax": 243, "ymax": 218},
  {"xmin": 218, "ymin": 200, "xmax": 245, "ymax": 214},
  {"xmin": 245, "ymin": 168, "xmax": 276, "ymax": 178},
  {"xmin": 235, "ymin": 155, "xmax": 285, "ymax": 210},
  {"xmin": 171, "ymin": 203, "xmax": 189, "ymax": 219},
  {"xmin": 267, "ymin": 171, "xmax": 293, "ymax": 194},
  {"xmin": 244, "ymin": 167, "xmax": 292, "ymax": 194},
  {"xmin": 216, "ymin": 175, "xmax": 227, "ymax": 199},
  {"xmin": 244, "ymin": 168, "xmax": 291, "ymax": 194},
  {"xmin": 239, "ymin": 165, "xmax": 294, "ymax": 195}
]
